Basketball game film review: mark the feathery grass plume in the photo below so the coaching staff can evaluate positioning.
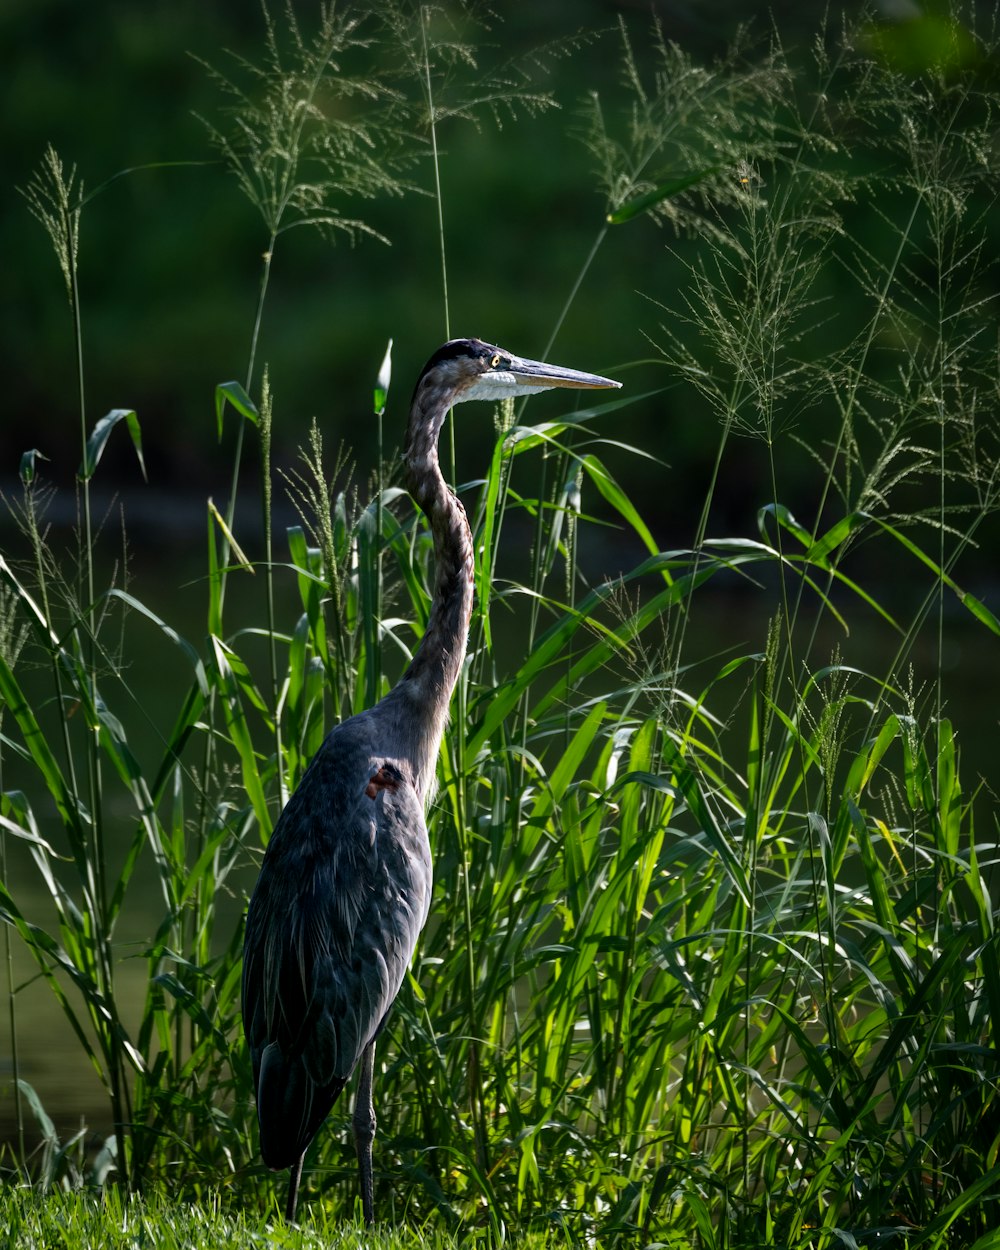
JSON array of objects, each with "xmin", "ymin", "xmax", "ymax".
[
  {"xmin": 806, "ymin": 649, "xmax": 852, "ymax": 821},
  {"xmin": 580, "ymin": 16, "xmax": 789, "ymax": 235},
  {"xmin": 195, "ymin": 4, "xmax": 411, "ymax": 635},
  {"xmin": 281, "ymin": 422, "xmax": 363, "ymax": 726},
  {"xmin": 20, "ymin": 146, "xmax": 81, "ymax": 307},
  {"xmin": 0, "ymin": 588, "xmax": 26, "ymax": 682},
  {"xmin": 195, "ymin": 1, "xmax": 406, "ymax": 243},
  {"xmin": 377, "ymin": 0, "xmax": 564, "ymax": 133}
]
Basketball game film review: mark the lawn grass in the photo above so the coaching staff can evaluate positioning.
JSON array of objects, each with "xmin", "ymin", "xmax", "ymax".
[{"xmin": 0, "ymin": 1186, "xmax": 476, "ymax": 1250}]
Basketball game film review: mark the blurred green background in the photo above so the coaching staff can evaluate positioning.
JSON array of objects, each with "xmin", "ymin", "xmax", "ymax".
[{"xmin": 2, "ymin": 0, "xmax": 886, "ymax": 543}]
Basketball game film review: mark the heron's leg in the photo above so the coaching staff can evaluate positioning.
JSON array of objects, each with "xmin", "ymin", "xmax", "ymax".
[
  {"xmin": 286, "ymin": 1153, "xmax": 304, "ymax": 1223},
  {"xmin": 353, "ymin": 1040, "xmax": 377, "ymax": 1225}
]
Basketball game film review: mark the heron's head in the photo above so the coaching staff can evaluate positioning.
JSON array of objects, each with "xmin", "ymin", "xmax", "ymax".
[{"xmin": 414, "ymin": 338, "xmax": 622, "ymax": 407}]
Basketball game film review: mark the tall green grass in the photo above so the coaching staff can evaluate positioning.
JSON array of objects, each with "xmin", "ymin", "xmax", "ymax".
[{"xmin": 3, "ymin": 4, "xmax": 1000, "ymax": 1248}]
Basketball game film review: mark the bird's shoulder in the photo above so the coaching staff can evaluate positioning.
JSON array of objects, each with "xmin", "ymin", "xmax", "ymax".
[{"xmin": 263, "ymin": 708, "xmax": 420, "ymax": 842}]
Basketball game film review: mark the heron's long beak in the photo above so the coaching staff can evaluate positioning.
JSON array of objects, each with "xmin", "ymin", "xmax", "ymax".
[{"xmin": 508, "ymin": 354, "xmax": 622, "ymax": 391}]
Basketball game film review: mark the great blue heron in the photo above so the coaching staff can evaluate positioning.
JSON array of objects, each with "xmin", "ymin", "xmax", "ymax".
[{"xmin": 242, "ymin": 337, "xmax": 621, "ymax": 1224}]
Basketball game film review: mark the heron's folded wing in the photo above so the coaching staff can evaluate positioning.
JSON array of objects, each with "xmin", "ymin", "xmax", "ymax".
[{"xmin": 242, "ymin": 761, "xmax": 431, "ymax": 1166}]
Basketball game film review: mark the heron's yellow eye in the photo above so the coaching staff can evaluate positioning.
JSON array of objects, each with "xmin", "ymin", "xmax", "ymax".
[{"xmin": 490, "ymin": 353, "xmax": 502, "ymax": 369}]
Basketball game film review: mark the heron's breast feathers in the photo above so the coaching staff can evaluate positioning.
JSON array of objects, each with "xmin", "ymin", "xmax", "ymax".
[{"xmin": 243, "ymin": 761, "xmax": 432, "ymax": 1092}]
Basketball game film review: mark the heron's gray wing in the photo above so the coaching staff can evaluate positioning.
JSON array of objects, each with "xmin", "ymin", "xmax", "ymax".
[{"xmin": 242, "ymin": 753, "xmax": 431, "ymax": 1170}]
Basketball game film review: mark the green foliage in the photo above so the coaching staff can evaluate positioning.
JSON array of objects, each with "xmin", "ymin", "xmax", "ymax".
[{"xmin": 2, "ymin": 4, "xmax": 1000, "ymax": 1248}]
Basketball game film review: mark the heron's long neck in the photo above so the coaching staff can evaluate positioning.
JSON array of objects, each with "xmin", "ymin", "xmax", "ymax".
[{"xmin": 391, "ymin": 381, "xmax": 474, "ymax": 796}]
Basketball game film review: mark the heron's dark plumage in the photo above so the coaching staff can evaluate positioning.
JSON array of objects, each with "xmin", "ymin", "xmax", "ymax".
[
  {"xmin": 242, "ymin": 726, "xmax": 432, "ymax": 1169},
  {"xmin": 241, "ymin": 337, "xmax": 620, "ymax": 1224}
]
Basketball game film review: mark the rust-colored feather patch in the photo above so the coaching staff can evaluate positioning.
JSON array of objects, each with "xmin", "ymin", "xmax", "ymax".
[{"xmin": 365, "ymin": 765, "xmax": 400, "ymax": 800}]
